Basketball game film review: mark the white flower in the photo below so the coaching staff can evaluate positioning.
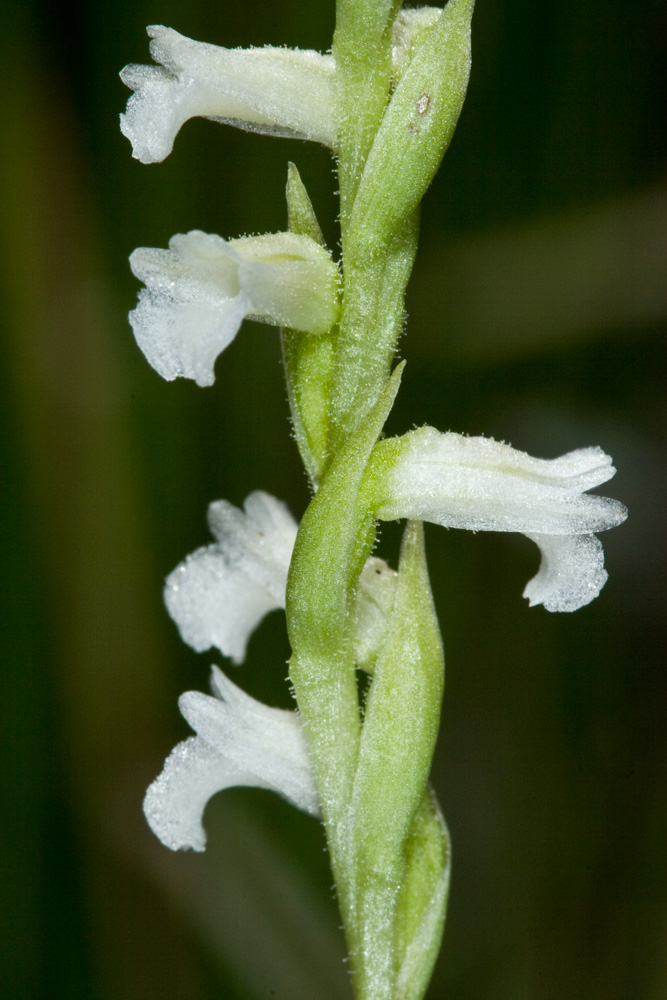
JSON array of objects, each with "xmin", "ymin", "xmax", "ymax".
[
  {"xmin": 369, "ymin": 428, "xmax": 628, "ymax": 612},
  {"xmin": 120, "ymin": 25, "xmax": 337, "ymax": 163},
  {"xmin": 165, "ymin": 490, "xmax": 399, "ymax": 667},
  {"xmin": 165, "ymin": 491, "xmax": 298, "ymax": 665},
  {"xmin": 129, "ymin": 230, "xmax": 340, "ymax": 387},
  {"xmin": 119, "ymin": 19, "xmax": 438, "ymax": 165},
  {"xmin": 143, "ymin": 665, "xmax": 319, "ymax": 851}
]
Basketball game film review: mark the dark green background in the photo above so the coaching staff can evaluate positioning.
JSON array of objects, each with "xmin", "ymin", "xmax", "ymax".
[{"xmin": 1, "ymin": 1, "xmax": 665, "ymax": 998}]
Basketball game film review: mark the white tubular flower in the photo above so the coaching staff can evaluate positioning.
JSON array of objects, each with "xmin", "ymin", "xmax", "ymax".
[
  {"xmin": 143, "ymin": 665, "xmax": 319, "ymax": 851},
  {"xmin": 120, "ymin": 25, "xmax": 337, "ymax": 163},
  {"xmin": 165, "ymin": 491, "xmax": 298, "ymax": 665},
  {"xmin": 165, "ymin": 490, "xmax": 400, "ymax": 666},
  {"xmin": 129, "ymin": 230, "xmax": 340, "ymax": 387},
  {"xmin": 370, "ymin": 428, "xmax": 628, "ymax": 612}
]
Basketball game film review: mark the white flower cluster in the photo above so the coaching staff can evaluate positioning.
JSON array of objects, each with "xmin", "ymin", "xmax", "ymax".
[
  {"xmin": 146, "ymin": 437, "xmax": 625, "ymax": 849},
  {"xmin": 145, "ymin": 492, "xmax": 398, "ymax": 849},
  {"xmin": 124, "ymin": 16, "xmax": 627, "ymax": 854}
]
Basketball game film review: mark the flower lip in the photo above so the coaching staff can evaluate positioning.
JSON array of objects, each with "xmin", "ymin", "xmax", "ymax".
[
  {"xmin": 164, "ymin": 491, "xmax": 298, "ymax": 664},
  {"xmin": 523, "ymin": 533, "xmax": 609, "ymax": 613}
]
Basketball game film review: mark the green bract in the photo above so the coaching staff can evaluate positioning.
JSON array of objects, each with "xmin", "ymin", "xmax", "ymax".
[
  {"xmin": 351, "ymin": 0, "xmax": 474, "ymax": 245},
  {"xmin": 349, "ymin": 521, "xmax": 445, "ymax": 998}
]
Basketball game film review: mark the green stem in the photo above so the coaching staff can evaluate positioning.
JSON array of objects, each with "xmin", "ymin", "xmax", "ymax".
[
  {"xmin": 286, "ymin": 367, "xmax": 404, "ymax": 985},
  {"xmin": 328, "ymin": 211, "xmax": 419, "ymax": 451}
]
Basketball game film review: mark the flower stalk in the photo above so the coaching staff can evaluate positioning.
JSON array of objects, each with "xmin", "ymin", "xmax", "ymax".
[{"xmin": 121, "ymin": 3, "xmax": 627, "ymax": 998}]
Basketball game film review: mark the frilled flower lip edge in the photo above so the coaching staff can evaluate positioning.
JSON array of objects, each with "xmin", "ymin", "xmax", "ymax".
[
  {"xmin": 143, "ymin": 665, "xmax": 320, "ymax": 851},
  {"xmin": 128, "ymin": 230, "xmax": 340, "ymax": 387},
  {"xmin": 367, "ymin": 428, "xmax": 626, "ymax": 612}
]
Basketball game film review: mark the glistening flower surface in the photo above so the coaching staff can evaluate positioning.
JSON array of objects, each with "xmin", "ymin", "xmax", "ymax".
[
  {"xmin": 120, "ymin": 25, "xmax": 338, "ymax": 163},
  {"xmin": 165, "ymin": 491, "xmax": 298, "ymax": 665},
  {"xmin": 143, "ymin": 665, "xmax": 319, "ymax": 851},
  {"xmin": 165, "ymin": 490, "xmax": 399, "ymax": 671},
  {"xmin": 119, "ymin": 16, "xmax": 451, "ymax": 165},
  {"xmin": 129, "ymin": 230, "xmax": 339, "ymax": 386},
  {"xmin": 369, "ymin": 428, "xmax": 628, "ymax": 611}
]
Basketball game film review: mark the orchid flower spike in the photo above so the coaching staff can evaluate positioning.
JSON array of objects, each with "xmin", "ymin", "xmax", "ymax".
[
  {"xmin": 129, "ymin": 230, "xmax": 340, "ymax": 386},
  {"xmin": 165, "ymin": 490, "xmax": 399, "ymax": 669},
  {"xmin": 369, "ymin": 428, "xmax": 628, "ymax": 612},
  {"xmin": 120, "ymin": 26, "xmax": 337, "ymax": 163},
  {"xmin": 143, "ymin": 665, "xmax": 319, "ymax": 851}
]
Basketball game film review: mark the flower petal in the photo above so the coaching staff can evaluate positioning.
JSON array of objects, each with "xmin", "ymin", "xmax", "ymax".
[
  {"xmin": 129, "ymin": 230, "xmax": 340, "ymax": 385},
  {"xmin": 180, "ymin": 667, "xmax": 319, "ymax": 818},
  {"xmin": 353, "ymin": 557, "xmax": 399, "ymax": 672},
  {"xmin": 234, "ymin": 232, "xmax": 341, "ymax": 335},
  {"xmin": 523, "ymin": 533, "xmax": 608, "ymax": 612},
  {"xmin": 165, "ymin": 487, "xmax": 402, "ymax": 663},
  {"xmin": 164, "ymin": 492, "xmax": 298, "ymax": 664},
  {"xmin": 120, "ymin": 25, "xmax": 337, "ymax": 163},
  {"xmin": 206, "ymin": 490, "xmax": 298, "ymax": 600},
  {"xmin": 143, "ymin": 667, "xmax": 319, "ymax": 851},
  {"xmin": 143, "ymin": 735, "xmax": 261, "ymax": 851},
  {"xmin": 374, "ymin": 428, "xmax": 627, "ymax": 535},
  {"xmin": 129, "ymin": 232, "xmax": 247, "ymax": 386}
]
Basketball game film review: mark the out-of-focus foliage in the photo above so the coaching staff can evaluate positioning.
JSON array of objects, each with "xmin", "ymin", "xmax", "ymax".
[{"xmin": 1, "ymin": 1, "xmax": 665, "ymax": 998}]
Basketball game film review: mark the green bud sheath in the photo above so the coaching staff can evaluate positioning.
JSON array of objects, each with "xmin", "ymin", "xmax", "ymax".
[
  {"xmin": 394, "ymin": 790, "xmax": 451, "ymax": 1000},
  {"xmin": 351, "ymin": 0, "xmax": 474, "ymax": 246},
  {"xmin": 349, "ymin": 521, "xmax": 445, "ymax": 999}
]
